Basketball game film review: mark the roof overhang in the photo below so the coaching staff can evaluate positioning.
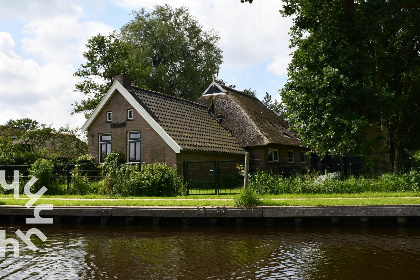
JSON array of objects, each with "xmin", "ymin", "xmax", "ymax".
[{"xmin": 81, "ymin": 81, "xmax": 181, "ymax": 154}]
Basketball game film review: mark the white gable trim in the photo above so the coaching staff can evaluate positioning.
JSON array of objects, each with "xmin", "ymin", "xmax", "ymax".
[
  {"xmin": 202, "ymin": 81, "xmax": 227, "ymax": 96},
  {"xmin": 81, "ymin": 81, "xmax": 181, "ymax": 153}
]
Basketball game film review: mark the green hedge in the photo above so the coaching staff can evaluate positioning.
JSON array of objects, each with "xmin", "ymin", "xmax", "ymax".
[{"xmin": 97, "ymin": 153, "xmax": 183, "ymax": 196}]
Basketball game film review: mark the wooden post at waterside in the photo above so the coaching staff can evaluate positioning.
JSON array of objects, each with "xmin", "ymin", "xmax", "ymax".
[{"xmin": 244, "ymin": 152, "xmax": 250, "ymax": 189}]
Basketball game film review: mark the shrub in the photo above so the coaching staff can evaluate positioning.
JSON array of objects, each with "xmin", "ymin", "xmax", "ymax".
[
  {"xmin": 249, "ymin": 171, "xmax": 279, "ymax": 195},
  {"xmin": 379, "ymin": 171, "xmax": 420, "ymax": 192},
  {"xmin": 101, "ymin": 153, "xmax": 125, "ymax": 176},
  {"xmin": 73, "ymin": 154, "xmax": 98, "ymax": 177},
  {"xmin": 71, "ymin": 172, "xmax": 90, "ymax": 195},
  {"xmin": 410, "ymin": 150, "xmax": 420, "ymax": 170},
  {"xmin": 99, "ymin": 158, "xmax": 182, "ymax": 196},
  {"xmin": 70, "ymin": 154, "xmax": 99, "ymax": 195},
  {"xmin": 28, "ymin": 158, "xmax": 56, "ymax": 193},
  {"xmin": 234, "ymin": 188, "xmax": 261, "ymax": 207},
  {"xmin": 138, "ymin": 163, "xmax": 182, "ymax": 197},
  {"xmin": 110, "ymin": 164, "xmax": 142, "ymax": 196},
  {"xmin": 101, "ymin": 153, "xmax": 126, "ymax": 192}
]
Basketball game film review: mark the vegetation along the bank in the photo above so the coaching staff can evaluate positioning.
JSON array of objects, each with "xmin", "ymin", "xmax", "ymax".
[{"xmin": 1, "ymin": 153, "xmax": 419, "ymax": 207}]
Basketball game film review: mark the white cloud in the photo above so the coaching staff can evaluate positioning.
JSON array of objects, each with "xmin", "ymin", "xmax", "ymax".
[
  {"xmin": 267, "ymin": 54, "xmax": 292, "ymax": 77},
  {"xmin": 0, "ymin": 32, "xmax": 86, "ymax": 128},
  {"xmin": 0, "ymin": 0, "xmax": 82, "ymax": 21},
  {"xmin": 0, "ymin": 0, "xmax": 119, "ymax": 129},
  {"xmin": 0, "ymin": 0, "xmax": 294, "ymax": 129},
  {"xmin": 21, "ymin": 11, "xmax": 114, "ymax": 65},
  {"xmin": 115, "ymin": 0, "xmax": 293, "ymax": 70}
]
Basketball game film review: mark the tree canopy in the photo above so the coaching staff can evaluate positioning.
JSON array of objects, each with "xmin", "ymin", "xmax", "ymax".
[
  {"xmin": 1, "ymin": 119, "xmax": 87, "ymax": 164},
  {"xmin": 73, "ymin": 4, "xmax": 222, "ymax": 117},
  {"xmin": 280, "ymin": 0, "xmax": 420, "ymax": 172}
]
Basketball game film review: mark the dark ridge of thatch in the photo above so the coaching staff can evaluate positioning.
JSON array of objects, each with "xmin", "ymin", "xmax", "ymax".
[
  {"xmin": 196, "ymin": 86, "xmax": 302, "ymax": 148},
  {"xmin": 129, "ymin": 87, "xmax": 244, "ymax": 154}
]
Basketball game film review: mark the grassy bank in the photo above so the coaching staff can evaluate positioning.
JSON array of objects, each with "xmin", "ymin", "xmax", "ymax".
[{"xmin": 1, "ymin": 192, "xmax": 419, "ymax": 207}]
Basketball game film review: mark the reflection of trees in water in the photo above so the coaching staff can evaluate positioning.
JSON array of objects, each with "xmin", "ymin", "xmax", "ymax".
[
  {"xmin": 5, "ymin": 226, "xmax": 416, "ymax": 279},
  {"xmin": 80, "ymin": 227, "xmax": 420, "ymax": 279},
  {"xmin": 82, "ymin": 228, "xmax": 277, "ymax": 279}
]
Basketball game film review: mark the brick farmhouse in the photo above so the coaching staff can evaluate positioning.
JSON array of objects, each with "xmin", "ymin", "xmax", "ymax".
[{"xmin": 82, "ymin": 73, "xmax": 309, "ymax": 173}]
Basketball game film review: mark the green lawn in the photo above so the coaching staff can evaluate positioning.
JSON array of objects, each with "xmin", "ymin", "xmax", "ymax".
[{"xmin": 1, "ymin": 192, "xmax": 419, "ymax": 207}]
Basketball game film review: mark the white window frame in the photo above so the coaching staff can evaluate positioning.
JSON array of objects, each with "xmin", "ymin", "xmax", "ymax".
[
  {"xmin": 287, "ymin": 150, "xmax": 295, "ymax": 164},
  {"xmin": 268, "ymin": 149, "xmax": 279, "ymax": 163},
  {"xmin": 106, "ymin": 111, "xmax": 112, "ymax": 122},
  {"xmin": 127, "ymin": 131, "xmax": 141, "ymax": 163},
  {"xmin": 127, "ymin": 109, "xmax": 133, "ymax": 120},
  {"xmin": 99, "ymin": 133, "xmax": 112, "ymax": 163}
]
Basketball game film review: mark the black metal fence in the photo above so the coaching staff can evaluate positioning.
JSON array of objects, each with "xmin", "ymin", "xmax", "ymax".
[
  {"xmin": 0, "ymin": 154, "xmax": 414, "ymax": 195},
  {"xmin": 181, "ymin": 160, "xmax": 244, "ymax": 195},
  {"xmin": 0, "ymin": 164, "xmax": 102, "ymax": 191}
]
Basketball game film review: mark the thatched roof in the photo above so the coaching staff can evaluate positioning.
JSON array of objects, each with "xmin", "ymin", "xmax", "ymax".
[
  {"xmin": 129, "ymin": 87, "xmax": 244, "ymax": 154},
  {"xmin": 196, "ymin": 83, "xmax": 302, "ymax": 148}
]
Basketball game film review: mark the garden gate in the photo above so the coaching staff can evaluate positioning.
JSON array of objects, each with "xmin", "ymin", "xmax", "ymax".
[{"xmin": 183, "ymin": 160, "xmax": 244, "ymax": 195}]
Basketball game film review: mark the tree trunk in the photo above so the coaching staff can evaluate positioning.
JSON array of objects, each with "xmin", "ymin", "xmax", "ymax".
[{"xmin": 393, "ymin": 144, "xmax": 402, "ymax": 174}]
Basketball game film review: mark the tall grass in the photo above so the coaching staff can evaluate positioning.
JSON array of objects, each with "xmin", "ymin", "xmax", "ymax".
[{"xmin": 249, "ymin": 170, "xmax": 420, "ymax": 195}]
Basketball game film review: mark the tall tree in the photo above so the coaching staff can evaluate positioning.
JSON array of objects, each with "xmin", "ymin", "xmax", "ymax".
[
  {"xmin": 280, "ymin": 0, "xmax": 420, "ymax": 173},
  {"xmin": 6, "ymin": 118, "xmax": 42, "ymax": 130},
  {"xmin": 73, "ymin": 33, "xmax": 130, "ymax": 117},
  {"xmin": 73, "ymin": 4, "xmax": 222, "ymax": 116},
  {"xmin": 262, "ymin": 93, "xmax": 287, "ymax": 118}
]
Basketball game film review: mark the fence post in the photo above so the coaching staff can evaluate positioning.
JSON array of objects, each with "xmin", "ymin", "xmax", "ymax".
[
  {"xmin": 244, "ymin": 152, "xmax": 250, "ymax": 189},
  {"xmin": 66, "ymin": 163, "xmax": 70, "ymax": 192},
  {"xmin": 183, "ymin": 161, "xmax": 188, "ymax": 195},
  {"xmin": 215, "ymin": 161, "xmax": 219, "ymax": 195}
]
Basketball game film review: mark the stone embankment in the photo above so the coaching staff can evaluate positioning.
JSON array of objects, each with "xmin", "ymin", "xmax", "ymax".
[{"xmin": 1, "ymin": 205, "xmax": 419, "ymax": 227}]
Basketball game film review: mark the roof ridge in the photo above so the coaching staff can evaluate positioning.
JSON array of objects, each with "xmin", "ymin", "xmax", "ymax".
[
  {"xmin": 220, "ymin": 84, "xmax": 261, "ymax": 101},
  {"xmin": 131, "ymin": 86, "xmax": 208, "ymax": 110}
]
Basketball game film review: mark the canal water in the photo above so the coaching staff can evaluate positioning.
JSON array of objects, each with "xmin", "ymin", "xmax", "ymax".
[{"xmin": 0, "ymin": 224, "xmax": 419, "ymax": 279}]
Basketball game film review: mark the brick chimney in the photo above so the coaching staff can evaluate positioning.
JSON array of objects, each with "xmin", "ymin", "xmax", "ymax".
[{"xmin": 114, "ymin": 70, "xmax": 131, "ymax": 89}]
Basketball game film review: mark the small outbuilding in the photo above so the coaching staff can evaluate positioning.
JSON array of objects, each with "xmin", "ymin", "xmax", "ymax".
[{"xmin": 196, "ymin": 81, "xmax": 310, "ymax": 173}]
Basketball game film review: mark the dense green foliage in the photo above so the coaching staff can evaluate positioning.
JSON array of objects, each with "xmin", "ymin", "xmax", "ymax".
[
  {"xmin": 73, "ymin": 4, "xmax": 222, "ymax": 115},
  {"xmin": 72, "ymin": 33, "xmax": 129, "ymax": 117},
  {"xmin": 137, "ymin": 163, "xmax": 183, "ymax": 197},
  {"xmin": 70, "ymin": 154, "xmax": 100, "ymax": 195},
  {"xmin": 234, "ymin": 187, "xmax": 261, "ymax": 207},
  {"xmin": 262, "ymin": 92, "xmax": 287, "ymax": 118},
  {"xmin": 97, "ymin": 153, "xmax": 183, "ymax": 196},
  {"xmin": 249, "ymin": 170, "xmax": 420, "ymax": 195},
  {"xmin": 28, "ymin": 158, "xmax": 61, "ymax": 193},
  {"xmin": 279, "ymin": 1, "xmax": 420, "ymax": 173},
  {"xmin": 0, "ymin": 119, "xmax": 87, "ymax": 165}
]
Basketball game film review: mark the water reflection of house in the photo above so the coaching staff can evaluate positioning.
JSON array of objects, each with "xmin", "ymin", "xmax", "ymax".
[{"xmin": 82, "ymin": 72, "xmax": 309, "ymax": 173}]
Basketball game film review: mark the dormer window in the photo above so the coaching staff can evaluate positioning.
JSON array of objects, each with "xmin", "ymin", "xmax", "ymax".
[
  {"xmin": 127, "ymin": 109, "xmax": 133, "ymax": 120},
  {"xmin": 106, "ymin": 112, "xmax": 112, "ymax": 122}
]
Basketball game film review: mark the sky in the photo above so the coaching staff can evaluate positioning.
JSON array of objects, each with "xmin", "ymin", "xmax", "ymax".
[{"xmin": 0, "ymin": 0, "xmax": 294, "ymax": 130}]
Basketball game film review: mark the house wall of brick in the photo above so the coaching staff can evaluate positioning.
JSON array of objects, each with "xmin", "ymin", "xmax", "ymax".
[
  {"xmin": 248, "ymin": 145, "xmax": 311, "ymax": 173},
  {"xmin": 87, "ymin": 90, "xmax": 177, "ymax": 165},
  {"xmin": 176, "ymin": 151, "xmax": 244, "ymax": 163}
]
